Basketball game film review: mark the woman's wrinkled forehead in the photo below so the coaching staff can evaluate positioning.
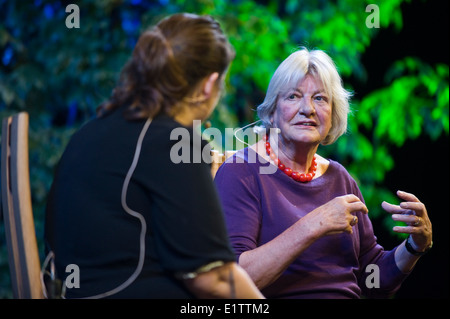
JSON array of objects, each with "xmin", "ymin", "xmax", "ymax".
[{"xmin": 278, "ymin": 69, "xmax": 331, "ymax": 97}]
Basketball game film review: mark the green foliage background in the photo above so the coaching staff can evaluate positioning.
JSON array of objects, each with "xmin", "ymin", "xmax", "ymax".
[{"xmin": 0, "ymin": 0, "xmax": 448, "ymax": 298}]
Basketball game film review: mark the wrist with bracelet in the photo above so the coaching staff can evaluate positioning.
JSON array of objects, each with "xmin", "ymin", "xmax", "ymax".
[{"xmin": 405, "ymin": 235, "xmax": 433, "ymax": 256}]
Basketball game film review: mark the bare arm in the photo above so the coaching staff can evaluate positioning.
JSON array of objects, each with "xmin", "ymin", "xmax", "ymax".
[
  {"xmin": 183, "ymin": 262, "xmax": 264, "ymax": 299},
  {"xmin": 240, "ymin": 195, "xmax": 368, "ymax": 289}
]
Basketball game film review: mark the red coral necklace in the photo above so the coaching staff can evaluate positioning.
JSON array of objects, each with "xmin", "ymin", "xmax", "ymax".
[{"xmin": 264, "ymin": 134, "xmax": 317, "ymax": 182}]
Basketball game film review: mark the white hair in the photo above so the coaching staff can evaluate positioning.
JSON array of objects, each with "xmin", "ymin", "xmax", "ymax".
[{"xmin": 257, "ymin": 48, "xmax": 352, "ymax": 145}]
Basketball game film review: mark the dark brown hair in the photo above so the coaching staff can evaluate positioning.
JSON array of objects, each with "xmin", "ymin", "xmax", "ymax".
[{"xmin": 97, "ymin": 13, "xmax": 235, "ymax": 120}]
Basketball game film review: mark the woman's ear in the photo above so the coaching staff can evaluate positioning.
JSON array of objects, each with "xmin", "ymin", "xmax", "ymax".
[{"xmin": 202, "ymin": 72, "xmax": 219, "ymax": 98}]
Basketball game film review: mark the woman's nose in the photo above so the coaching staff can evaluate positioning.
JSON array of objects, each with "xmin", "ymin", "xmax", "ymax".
[{"xmin": 298, "ymin": 98, "xmax": 316, "ymax": 116}]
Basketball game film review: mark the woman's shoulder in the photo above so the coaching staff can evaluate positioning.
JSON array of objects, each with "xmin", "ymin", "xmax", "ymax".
[
  {"xmin": 214, "ymin": 146, "xmax": 264, "ymax": 180},
  {"xmin": 324, "ymin": 158, "xmax": 360, "ymax": 189},
  {"xmin": 326, "ymin": 158, "xmax": 347, "ymax": 174},
  {"xmin": 321, "ymin": 158, "xmax": 350, "ymax": 179}
]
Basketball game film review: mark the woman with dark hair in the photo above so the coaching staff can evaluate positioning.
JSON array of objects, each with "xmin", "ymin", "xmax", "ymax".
[{"xmin": 44, "ymin": 13, "xmax": 263, "ymax": 299}]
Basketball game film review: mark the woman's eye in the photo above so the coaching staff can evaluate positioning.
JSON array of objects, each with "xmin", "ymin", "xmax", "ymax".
[
  {"xmin": 288, "ymin": 94, "xmax": 299, "ymax": 100},
  {"xmin": 315, "ymin": 95, "xmax": 327, "ymax": 102}
]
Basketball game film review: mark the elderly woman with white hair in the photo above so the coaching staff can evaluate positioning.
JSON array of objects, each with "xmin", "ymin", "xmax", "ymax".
[{"xmin": 214, "ymin": 48, "xmax": 433, "ymax": 299}]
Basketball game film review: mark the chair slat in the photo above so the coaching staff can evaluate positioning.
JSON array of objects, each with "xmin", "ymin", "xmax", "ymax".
[{"xmin": 1, "ymin": 112, "xmax": 43, "ymax": 299}]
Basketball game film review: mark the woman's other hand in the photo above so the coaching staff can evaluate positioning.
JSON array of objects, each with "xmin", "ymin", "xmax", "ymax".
[{"xmin": 382, "ymin": 190, "xmax": 432, "ymax": 252}]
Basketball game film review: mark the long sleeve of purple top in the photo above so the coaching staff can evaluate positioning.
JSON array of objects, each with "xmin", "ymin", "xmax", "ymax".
[{"xmin": 214, "ymin": 148, "xmax": 410, "ymax": 299}]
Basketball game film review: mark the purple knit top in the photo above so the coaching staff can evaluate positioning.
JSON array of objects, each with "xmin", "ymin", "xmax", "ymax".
[{"xmin": 214, "ymin": 147, "xmax": 409, "ymax": 299}]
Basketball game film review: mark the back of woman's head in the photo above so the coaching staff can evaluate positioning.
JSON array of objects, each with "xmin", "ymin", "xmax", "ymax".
[{"xmin": 98, "ymin": 13, "xmax": 234, "ymax": 120}]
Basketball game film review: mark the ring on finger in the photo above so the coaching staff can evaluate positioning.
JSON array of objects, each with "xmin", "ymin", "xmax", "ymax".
[
  {"xmin": 350, "ymin": 215, "xmax": 358, "ymax": 226},
  {"xmin": 413, "ymin": 217, "xmax": 421, "ymax": 227}
]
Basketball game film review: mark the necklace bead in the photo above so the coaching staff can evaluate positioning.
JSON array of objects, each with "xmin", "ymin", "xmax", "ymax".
[{"xmin": 265, "ymin": 134, "xmax": 317, "ymax": 183}]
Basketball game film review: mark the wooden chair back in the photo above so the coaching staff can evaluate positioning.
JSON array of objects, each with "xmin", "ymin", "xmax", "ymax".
[
  {"xmin": 1, "ymin": 112, "xmax": 44, "ymax": 299},
  {"xmin": 210, "ymin": 150, "xmax": 236, "ymax": 178}
]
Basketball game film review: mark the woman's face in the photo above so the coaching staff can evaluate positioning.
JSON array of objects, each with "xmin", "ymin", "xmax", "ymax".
[
  {"xmin": 200, "ymin": 74, "xmax": 223, "ymax": 121},
  {"xmin": 270, "ymin": 74, "xmax": 332, "ymax": 148}
]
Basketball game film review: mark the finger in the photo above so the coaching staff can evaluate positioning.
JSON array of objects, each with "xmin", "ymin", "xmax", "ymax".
[
  {"xmin": 397, "ymin": 190, "xmax": 420, "ymax": 203},
  {"xmin": 392, "ymin": 225, "xmax": 420, "ymax": 234},
  {"xmin": 350, "ymin": 201, "xmax": 368, "ymax": 214},
  {"xmin": 392, "ymin": 214, "xmax": 420, "ymax": 225},
  {"xmin": 339, "ymin": 194, "xmax": 368, "ymax": 214},
  {"xmin": 344, "ymin": 225, "xmax": 354, "ymax": 234},
  {"xmin": 381, "ymin": 201, "xmax": 410, "ymax": 214},
  {"xmin": 342, "ymin": 194, "xmax": 362, "ymax": 203},
  {"xmin": 400, "ymin": 201, "xmax": 427, "ymax": 217},
  {"xmin": 349, "ymin": 215, "xmax": 358, "ymax": 226}
]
